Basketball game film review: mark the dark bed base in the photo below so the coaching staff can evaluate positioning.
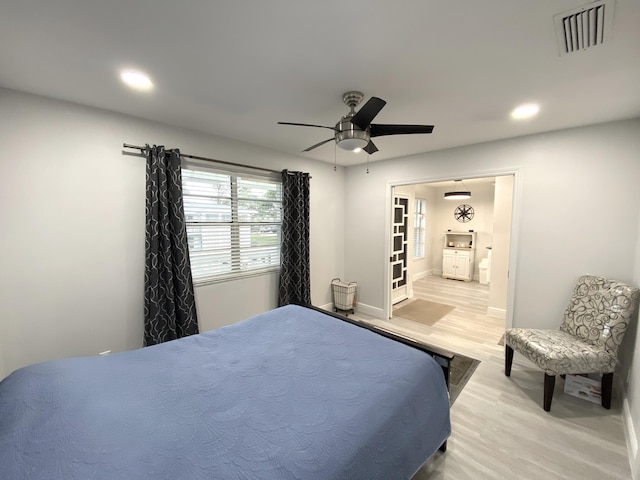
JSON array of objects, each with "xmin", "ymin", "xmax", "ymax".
[{"xmin": 296, "ymin": 303, "xmax": 454, "ymax": 453}]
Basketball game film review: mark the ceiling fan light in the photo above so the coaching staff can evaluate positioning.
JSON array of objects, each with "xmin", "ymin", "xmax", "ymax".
[
  {"xmin": 444, "ymin": 191, "xmax": 471, "ymax": 200},
  {"xmin": 337, "ymin": 137, "xmax": 368, "ymax": 151},
  {"xmin": 335, "ymin": 126, "xmax": 369, "ymax": 152}
]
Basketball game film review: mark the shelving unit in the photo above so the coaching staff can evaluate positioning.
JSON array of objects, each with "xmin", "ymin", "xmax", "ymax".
[{"xmin": 442, "ymin": 231, "xmax": 476, "ymax": 282}]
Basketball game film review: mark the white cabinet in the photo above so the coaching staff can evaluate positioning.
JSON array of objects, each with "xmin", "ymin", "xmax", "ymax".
[
  {"xmin": 442, "ymin": 251, "xmax": 457, "ymax": 277},
  {"xmin": 442, "ymin": 249, "xmax": 473, "ymax": 281},
  {"xmin": 442, "ymin": 231, "xmax": 476, "ymax": 282}
]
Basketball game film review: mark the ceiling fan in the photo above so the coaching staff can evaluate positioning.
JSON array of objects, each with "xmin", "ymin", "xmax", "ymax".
[{"xmin": 278, "ymin": 91, "xmax": 434, "ymax": 155}]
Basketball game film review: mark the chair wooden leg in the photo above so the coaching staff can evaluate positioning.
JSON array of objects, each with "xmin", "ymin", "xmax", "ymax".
[
  {"xmin": 601, "ymin": 373, "xmax": 613, "ymax": 409},
  {"xmin": 544, "ymin": 374, "xmax": 556, "ymax": 412},
  {"xmin": 505, "ymin": 345, "xmax": 514, "ymax": 377}
]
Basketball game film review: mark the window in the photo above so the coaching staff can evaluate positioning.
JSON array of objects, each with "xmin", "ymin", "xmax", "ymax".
[
  {"xmin": 413, "ymin": 199, "xmax": 426, "ymax": 259},
  {"xmin": 182, "ymin": 165, "xmax": 282, "ymax": 285}
]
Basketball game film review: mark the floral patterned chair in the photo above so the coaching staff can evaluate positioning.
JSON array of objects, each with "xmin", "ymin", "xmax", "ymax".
[{"xmin": 505, "ymin": 275, "xmax": 639, "ymax": 411}]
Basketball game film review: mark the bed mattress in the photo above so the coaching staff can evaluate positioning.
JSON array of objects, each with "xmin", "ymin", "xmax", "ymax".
[{"xmin": 0, "ymin": 304, "xmax": 450, "ymax": 479}]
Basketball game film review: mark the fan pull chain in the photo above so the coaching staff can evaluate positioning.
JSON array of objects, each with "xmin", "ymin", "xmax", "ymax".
[
  {"xmin": 366, "ymin": 153, "xmax": 370, "ymax": 174},
  {"xmin": 334, "ymin": 142, "xmax": 337, "ymax": 172}
]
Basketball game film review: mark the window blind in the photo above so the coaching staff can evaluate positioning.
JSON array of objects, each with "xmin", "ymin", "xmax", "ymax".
[
  {"xmin": 413, "ymin": 199, "xmax": 426, "ymax": 259},
  {"xmin": 182, "ymin": 167, "xmax": 282, "ymax": 284}
]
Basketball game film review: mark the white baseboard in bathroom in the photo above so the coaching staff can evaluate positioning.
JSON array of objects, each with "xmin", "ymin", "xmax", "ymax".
[{"xmin": 412, "ymin": 271, "xmax": 428, "ymax": 282}]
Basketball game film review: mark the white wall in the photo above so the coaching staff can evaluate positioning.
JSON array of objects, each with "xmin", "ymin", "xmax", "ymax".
[
  {"xmin": 0, "ymin": 88, "xmax": 345, "ymax": 377},
  {"xmin": 345, "ymin": 120, "xmax": 640, "ymax": 324},
  {"xmin": 488, "ymin": 175, "xmax": 514, "ymax": 319},
  {"xmin": 625, "ymin": 202, "xmax": 640, "ymax": 479},
  {"xmin": 344, "ymin": 118, "xmax": 640, "ymax": 474}
]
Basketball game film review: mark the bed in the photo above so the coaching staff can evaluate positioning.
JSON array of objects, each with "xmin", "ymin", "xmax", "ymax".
[{"xmin": 0, "ymin": 304, "xmax": 451, "ymax": 480}]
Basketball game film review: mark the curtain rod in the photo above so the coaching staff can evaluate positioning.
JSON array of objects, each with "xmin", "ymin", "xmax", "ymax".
[{"xmin": 123, "ymin": 143, "xmax": 281, "ymax": 175}]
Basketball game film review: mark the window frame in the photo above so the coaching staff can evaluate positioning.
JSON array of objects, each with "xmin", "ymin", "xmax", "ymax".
[
  {"xmin": 413, "ymin": 198, "xmax": 426, "ymax": 259},
  {"xmin": 181, "ymin": 160, "xmax": 283, "ymax": 286}
]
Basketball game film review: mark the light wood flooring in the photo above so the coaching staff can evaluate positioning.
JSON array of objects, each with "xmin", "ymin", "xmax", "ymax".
[{"xmin": 351, "ymin": 275, "xmax": 632, "ymax": 480}]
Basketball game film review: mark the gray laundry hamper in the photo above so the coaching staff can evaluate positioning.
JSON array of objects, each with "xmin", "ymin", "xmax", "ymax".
[{"xmin": 331, "ymin": 278, "xmax": 357, "ymax": 316}]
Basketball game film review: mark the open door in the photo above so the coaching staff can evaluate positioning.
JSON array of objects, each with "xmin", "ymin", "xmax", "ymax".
[{"xmin": 390, "ymin": 193, "xmax": 410, "ymax": 305}]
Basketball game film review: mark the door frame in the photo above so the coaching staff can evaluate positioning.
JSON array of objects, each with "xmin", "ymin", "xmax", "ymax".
[{"xmin": 383, "ymin": 167, "xmax": 523, "ymax": 325}]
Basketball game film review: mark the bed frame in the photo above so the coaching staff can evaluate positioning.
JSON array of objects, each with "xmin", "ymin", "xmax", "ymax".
[{"xmin": 298, "ymin": 303, "xmax": 454, "ymax": 453}]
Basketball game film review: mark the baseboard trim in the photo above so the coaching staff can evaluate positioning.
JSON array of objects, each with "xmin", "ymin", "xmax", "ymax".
[
  {"xmin": 412, "ymin": 271, "xmax": 428, "ymax": 282},
  {"xmin": 487, "ymin": 307, "xmax": 506, "ymax": 319},
  {"xmin": 623, "ymin": 397, "xmax": 639, "ymax": 479},
  {"xmin": 318, "ymin": 302, "xmax": 385, "ymax": 320},
  {"xmin": 355, "ymin": 302, "xmax": 385, "ymax": 319}
]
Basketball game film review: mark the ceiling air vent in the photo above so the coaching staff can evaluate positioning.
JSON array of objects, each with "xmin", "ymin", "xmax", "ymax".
[{"xmin": 554, "ymin": 0, "xmax": 614, "ymax": 56}]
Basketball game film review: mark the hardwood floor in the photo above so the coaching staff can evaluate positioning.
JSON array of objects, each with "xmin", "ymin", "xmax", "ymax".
[{"xmin": 351, "ymin": 275, "xmax": 632, "ymax": 479}]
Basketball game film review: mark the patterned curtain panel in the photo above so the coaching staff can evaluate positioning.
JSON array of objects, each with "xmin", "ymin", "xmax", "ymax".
[
  {"xmin": 144, "ymin": 145, "xmax": 199, "ymax": 345},
  {"xmin": 278, "ymin": 170, "xmax": 311, "ymax": 307}
]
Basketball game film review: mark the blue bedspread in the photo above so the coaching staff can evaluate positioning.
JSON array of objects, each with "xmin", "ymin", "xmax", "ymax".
[{"xmin": 0, "ymin": 305, "xmax": 450, "ymax": 479}]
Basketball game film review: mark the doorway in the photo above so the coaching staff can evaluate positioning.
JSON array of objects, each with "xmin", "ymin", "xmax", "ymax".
[{"xmin": 387, "ymin": 174, "xmax": 516, "ymax": 326}]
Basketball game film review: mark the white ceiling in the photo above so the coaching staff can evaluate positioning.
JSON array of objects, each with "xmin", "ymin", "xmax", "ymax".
[{"xmin": 1, "ymin": 1, "xmax": 638, "ymax": 166}]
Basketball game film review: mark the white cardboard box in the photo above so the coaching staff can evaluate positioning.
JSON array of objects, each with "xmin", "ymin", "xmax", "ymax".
[{"xmin": 564, "ymin": 374, "xmax": 601, "ymax": 404}]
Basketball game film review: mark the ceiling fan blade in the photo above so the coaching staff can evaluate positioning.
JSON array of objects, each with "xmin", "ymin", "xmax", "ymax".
[
  {"xmin": 350, "ymin": 97, "xmax": 387, "ymax": 129},
  {"xmin": 363, "ymin": 141, "xmax": 378, "ymax": 155},
  {"xmin": 369, "ymin": 124, "xmax": 434, "ymax": 137},
  {"xmin": 303, "ymin": 138, "xmax": 335, "ymax": 152},
  {"xmin": 278, "ymin": 122, "xmax": 336, "ymax": 131}
]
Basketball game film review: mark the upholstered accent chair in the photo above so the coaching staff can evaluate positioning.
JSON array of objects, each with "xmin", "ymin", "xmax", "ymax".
[{"xmin": 505, "ymin": 275, "xmax": 639, "ymax": 411}]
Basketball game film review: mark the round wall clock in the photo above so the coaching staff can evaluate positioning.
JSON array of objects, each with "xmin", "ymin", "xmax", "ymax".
[{"xmin": 454, "ymin": 204, "xmax": 474, "ymax": 223}]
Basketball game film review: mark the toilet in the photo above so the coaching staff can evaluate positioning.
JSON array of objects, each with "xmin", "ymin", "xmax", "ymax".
[{"xmin": 479, "ymin": 248, "xmax": 492, "ymax": 285}]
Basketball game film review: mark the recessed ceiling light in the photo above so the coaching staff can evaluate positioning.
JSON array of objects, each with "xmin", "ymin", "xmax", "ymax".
[
  {"xmin": 120, "ymin": 70, "xmax": 153, "ymax": 91},
  {"xmin": 511, "ymin": 103, "xmax": 540, "ymax": 120}
]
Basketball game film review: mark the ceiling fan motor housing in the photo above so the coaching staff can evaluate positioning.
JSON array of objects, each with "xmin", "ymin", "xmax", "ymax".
[
  {"xmin": 335, "ymin": 116, "xmax": 369, "ymax": 150},
  {"xmin": 342, "ymin": 91, "xmax": 365, "ymax": 110}
]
